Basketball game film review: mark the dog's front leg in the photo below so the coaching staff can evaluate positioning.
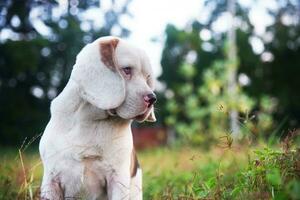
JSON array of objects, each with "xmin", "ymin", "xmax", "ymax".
[
  {"xmin": 130, "ymin": 168, "xmax": 142, "ymax": 200},
  {"xmin": 107, "ymin": 173, "xmax": 131, "ymax": 200}
]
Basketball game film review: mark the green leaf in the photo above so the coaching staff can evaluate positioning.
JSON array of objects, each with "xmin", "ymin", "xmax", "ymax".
[{"xmin": 266, "ymin": 168, "xmax": 282, "ymax": 186}]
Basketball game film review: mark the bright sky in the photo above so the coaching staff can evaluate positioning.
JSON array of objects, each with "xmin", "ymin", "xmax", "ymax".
[{"xmin": 124, "ymin": 0, "xmax": 204, "ymax": 77}]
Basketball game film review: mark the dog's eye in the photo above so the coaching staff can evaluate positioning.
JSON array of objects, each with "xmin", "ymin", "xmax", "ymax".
[{"xmin": 122, "ymin": 67, "xmax": 132, "ymax": 76}]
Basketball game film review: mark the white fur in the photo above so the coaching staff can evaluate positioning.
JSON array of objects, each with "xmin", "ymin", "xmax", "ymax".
[{"xmin": 39, "ymin": 36, "xmax": 156, "ymax": 200}]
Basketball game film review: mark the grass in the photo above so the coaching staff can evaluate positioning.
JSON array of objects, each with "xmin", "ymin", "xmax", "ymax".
[
  {"xmin": 141, "ymin": 143, "xmax": 300, "ymax": 199},
  {"xmin": 0, "ymin": 135, "xmax": 299, "ymax": 200},
  {"xmin": 0, "ymin": 147, "xmax": 42, "ymax": 200}
]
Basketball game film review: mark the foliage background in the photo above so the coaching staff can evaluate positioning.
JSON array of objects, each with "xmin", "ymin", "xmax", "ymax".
[
  {"xmin": 158, "ymin": 0, "xmax": 300, "ymax": 143},
  {"xmin": 0, "ymin": 0, "xmax": 300, "ymax": 145}
]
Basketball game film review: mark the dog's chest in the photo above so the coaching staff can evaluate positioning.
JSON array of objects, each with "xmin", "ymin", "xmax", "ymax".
[
  {"xmin": 41, "ymin": 118, "xmax": 133, "ymax": 199},
  {"xmin": 55, "ymin": 149, "xmax": 109, "ymax": 199},
  {"xmin": 63, "ymin": 146, "xmax": 130, "ymax": 199}
]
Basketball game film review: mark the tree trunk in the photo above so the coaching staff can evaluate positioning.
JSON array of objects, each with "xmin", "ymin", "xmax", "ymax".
[{"xmin": 227, "ymin": 0, "xmax": 239, "ymax": 138}]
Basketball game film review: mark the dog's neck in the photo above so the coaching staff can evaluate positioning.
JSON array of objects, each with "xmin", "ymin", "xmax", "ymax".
[{"xmin": 50, "ymin": 79, "xmax": 131, "ymax": 128}]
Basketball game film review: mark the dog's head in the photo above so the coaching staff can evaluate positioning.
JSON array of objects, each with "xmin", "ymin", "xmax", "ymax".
[{"xmin": 71, "ymin": 36, "xmax": 156, "ymax": 122}]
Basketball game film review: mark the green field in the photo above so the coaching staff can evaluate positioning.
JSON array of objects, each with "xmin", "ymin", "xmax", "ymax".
[{"xmin": 1, "ymin": 140, "xmax": 299, "ymax": 200}]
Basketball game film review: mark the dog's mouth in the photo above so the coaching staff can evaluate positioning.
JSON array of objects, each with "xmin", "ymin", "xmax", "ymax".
[
  {"xmin": 108, "ymin": 107, "xmax": 151, "ymax": 122},
  {"xmin": 134, "ymin": 107, "xmax": 152, "ymax": 122},
  {"xmin": 134, "ymin": 112, "xmax": 148, "ymax": 122}
]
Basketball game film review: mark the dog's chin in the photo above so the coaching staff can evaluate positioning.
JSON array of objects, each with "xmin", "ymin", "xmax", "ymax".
[
  {"xmin": 133, "ymin": 106, "xmax": 153, "ymax": 122},
  {"xmin": 109, "ymin": 108, "xmax": 150, "ymax": 122},
  {"xmin": 134, "ymin": 111, "xmax": 150, "ymax": 123}
]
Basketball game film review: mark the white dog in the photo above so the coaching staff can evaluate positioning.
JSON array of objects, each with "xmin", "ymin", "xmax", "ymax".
[{"xmin": 39, "ymin": 36, "xmax": 156, "ymax": 200}]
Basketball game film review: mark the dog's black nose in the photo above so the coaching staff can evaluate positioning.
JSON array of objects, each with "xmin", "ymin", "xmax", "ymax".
[{"xmin": 144, "ymin": 93, "xmax": 157, "ymax": 107}]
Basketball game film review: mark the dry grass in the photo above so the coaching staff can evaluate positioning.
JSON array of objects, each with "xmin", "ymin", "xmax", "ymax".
[{"xmin": 0, "ymin": 138, "xmax": 299, "ymax": 200}]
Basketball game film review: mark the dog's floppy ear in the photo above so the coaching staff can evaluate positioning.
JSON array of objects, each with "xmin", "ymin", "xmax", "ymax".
[
  {"xmin": 146, "ymin": 107, "xmax": 156, "ymax": 122},
  {"xmin": 71, "ymin": 37, "xmax": 125, "ymax": 110}
]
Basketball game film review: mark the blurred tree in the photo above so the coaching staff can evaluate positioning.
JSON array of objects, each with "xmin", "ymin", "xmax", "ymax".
[
  {"xmin": 159, "ymin": 0, "xmax": 300, "ymax": 141},
  {"xmin": 0, "ymin": 0, "xmax": 132, "ymax": 145},
  {"xmin": 254, "ymin": 1, "xmax": 300, "ymax": 128},
  {"xmin": 227, "ymin": 0, "xmax": 239, "ymax": 137}
]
